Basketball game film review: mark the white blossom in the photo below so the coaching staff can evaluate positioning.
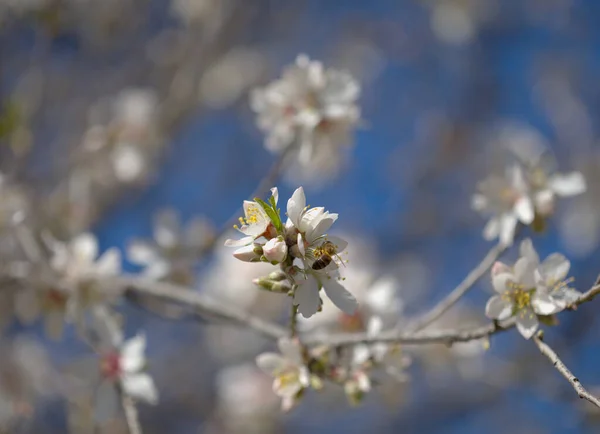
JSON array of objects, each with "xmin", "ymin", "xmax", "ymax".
[
  {"xmin": 256, "ymin": 338, "xmax": 310, "ymax": 412},
  {"xmin": 251, "ymin": 55, "xmax": 360, "ymax": 172},
  {"xmin": 128, "ymin": 209, "xmax": 213, "ymax": 282},
  {"xmin": 472, "ymin": 165, "xmax": 534, "ymax": 245},
  {"xmin": 99, "ymin": 333, "xmax": 158, "ymax": 404},
  {"xmin": 485, "ymin": 239, "xmax": 576, "ymax": 339}
]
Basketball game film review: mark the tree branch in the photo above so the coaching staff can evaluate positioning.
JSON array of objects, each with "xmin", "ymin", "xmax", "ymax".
[
  {"xmin": 120, "ymin": 277, "xmax": 288, "ymax": 340},
  {"xmin": 304, "ymin": 283, "xmax": 600, "ymax": 348},
  {"xmin": 121, "ymin": 394, "xmax": 142, "ymax": 434},
  {"xmin": 406, "ymin": 242, "xmax": 506, "ymax": 332},
  {"xmin": 533, "ymin": 333, "xmax": 600, "ymax": 409}
]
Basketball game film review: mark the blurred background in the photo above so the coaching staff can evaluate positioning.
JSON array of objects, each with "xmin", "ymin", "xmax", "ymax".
[{"xmin": 1, "ymin": 0, "xmax": 600, "ymax": 433}]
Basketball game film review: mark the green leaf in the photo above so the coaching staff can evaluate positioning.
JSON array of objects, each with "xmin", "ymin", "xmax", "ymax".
[{"xmin": 255, "ymin": 198, "xmax": 283, "ymax": 233}]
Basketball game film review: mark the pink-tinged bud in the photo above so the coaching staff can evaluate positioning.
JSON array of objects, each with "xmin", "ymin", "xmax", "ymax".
[
  {"xmin": 491, "ymin": 261, "xmax": 510, "ymax": 276},
  {"xmin": 233, "ymin": 244, "xmax": 262, "ymax": 262},
  {"xmin": 263, "ymin": 238, "xmax": 287, "ymax": 263}
]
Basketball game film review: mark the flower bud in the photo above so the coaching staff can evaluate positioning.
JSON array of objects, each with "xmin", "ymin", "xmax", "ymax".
[
  {"xmin": 253, "ymin": 276, "xmax": 292, "ymax": 293},
  {"xmin": 263, "ymin": 237, "xmax": 287, "ymax": 263},
  {"xmin": 233, "ymin": 244, "xmax": 263, "ymax": 262}
]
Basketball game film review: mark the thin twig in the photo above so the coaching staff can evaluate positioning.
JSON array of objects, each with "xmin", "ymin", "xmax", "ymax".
[
  {"xmin": 406, "ymin": 242, "xmax": 506, "ymax": 332},
  {"xmin": 120, "ymin": 277, "xmax": 288, "ymax": 340},
  {"xmin": 121, "ymin": 394, "xmax": 142, "ymax": 434},
  {"xmin": 533, "ymin": 333, "xmax": 600, "ymax": 409},
  {"xmin": 305, "ymin": 283, "xmax": 600, "ymax": 348},
  {"xmin": 289, "ymin": 303, "xmax": 298, "ymax": 337}
]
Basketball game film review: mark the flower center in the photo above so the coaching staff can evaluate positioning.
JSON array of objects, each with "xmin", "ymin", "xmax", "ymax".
[
  {"xmin": 339, "ymin": 311, "xmax": 364, "ymax": 332},
  {"xmin": 100, "ymin": 352, "xmax": 121, "ymax": 380},
  {"xmin": 44, "ymin": 288, "xmax": 68, "ymax": 309},
  {"xmin": 275, "ymin": 369, "xmax": 300, "ymax": 390}
]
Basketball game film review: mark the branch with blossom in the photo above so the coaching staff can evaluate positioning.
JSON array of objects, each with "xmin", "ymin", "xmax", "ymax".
[{"xmin": 1, "ymin": 49, "xmax": 599, "ymax": 433}]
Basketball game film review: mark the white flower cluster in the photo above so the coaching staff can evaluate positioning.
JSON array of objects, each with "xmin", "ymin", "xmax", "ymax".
[
  {"xmin": 225, "ymin": 186, "xmax": 357, "ymax": 318},
  {"xmin": 472, "ymin": 149, "xmax": 586, "ymax": 246},
  {"xmin": 251, "ymin": 55, "xmax": 360, "ymax": 175},
  {"xmin": 485, "ymin": 239, "xmax": 581, "ymax": 339}
]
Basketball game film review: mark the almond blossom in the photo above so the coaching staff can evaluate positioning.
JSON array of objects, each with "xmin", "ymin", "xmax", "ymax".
[
  {"xmin": 14, "ymin": 233, "xmax": 121, "ymax": 339},
  {"xmin": 256, "ymin": 338, "xmax": 310, "ymax": 412},
  {"xmin": 127, "ymin": 209, "xmax": 214, "ymax": 283},
  {"xmin": 250, "ymin": 55, "xmax": 360, "ymax": 171},
  {"xmin": 472, "ymin": 165, "xmax": 533, "ymax": 246},
  {"xmin": 484, "ymin": 239, "xmax": 577, "ymax": 339}
]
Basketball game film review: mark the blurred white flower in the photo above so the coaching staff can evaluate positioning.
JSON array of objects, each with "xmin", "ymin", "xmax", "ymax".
[
  {"xmin": 472, "ymin": 165, "xmax": 534, "ymax": 245},
  {"xmin": 251, "ymin": 55, "xmax": 360, "ymax": 175},
  {"xmin": 14, "ymin": 233, "xmax": 121, "ymax": 339},
  {"xmin": 99, "ymin": 334, "xmax": 158, "ymax": 405},
  {"xmin": 256, "ymin": 338, "xmax": 310, "ymax": 412},
  {"xmin": 128, "ymin": 209, "xmax": 214, "ymax": 283},
  {"xmin": 0, "ymin": 173, "xmax": 28, "ymax": 227}
]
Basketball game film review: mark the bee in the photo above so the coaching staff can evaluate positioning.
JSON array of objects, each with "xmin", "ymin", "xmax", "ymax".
[{"xmin": 311, "ymin": 241, "xmax": 344, "ymax": 270}]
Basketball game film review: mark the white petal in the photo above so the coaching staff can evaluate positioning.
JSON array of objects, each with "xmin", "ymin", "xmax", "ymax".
[
  {"xmin": 499, "ymin": 214, "xmax": 518, "ymax": 246},
  {"xmin": 95, "ymin": 249, "xmax": 121, "ymax": 276},
  {"xmin": 256, "ymin": 353, "xmax": 285, "ymax": 375},
  {"xmin": 121, "ymin": 373, "xmax": 158, "ymax": 404},
  {"xmin": 531, "ymin": 292, "xmax": 562, "ymax": 316},
  {"xmin": 224, "ymin": 236, "xmax": 254, "ymax": 247},
  {"xmin": 515, "ymin": 197, "xmax": 534, "ymax": 224},
  {"xmin": 516, "ymin": 310, "xmax": 539, "ymax": 339},
  {"xmin": 538, "ymin": 253, "xmax": 570, "ymax": 283},
  {"xmin": 491, "ymin": 261, "xmax": 511, "ymax": 277},
  {"xmin": 287, "ymin": 187, "xmax": 306, "ymax": 227},
  {"xmin": 549, "ymin": 172, "xmax": 586, "ymax": 197},
  {"xmin": 127, "ymin": 241, "xmax": 158, "ymax": 266},
  {"xmin": 514, "ymin": 256, "xmax": 536, "ymax": 288},
  {"xmin": 270, "ymin": 187, "xmax": 279, "ymax": 205},
  {"xmin": 321, "ymin": 277, "xmax": 358, "ymax": 315},
  {"xmin": 485, "ymin": 295, "xmax": 513, "ymax": 321},
  {"xmin": 482, "ymin": 218, "xmax": 500, "ymax": 241},
  {"xmin": 120, "ymin": 334, "xmax": 146, "ymax": 373},
  {"xmin": 72, "ymin": 233, "xmax": 98, "ymax": 264},
  {"xmin": 367, "ymin": 316, "xmax": 383, "ymax": 335},
  {"xmin": 519, "ymin": 239, "xmax": 540, "ymax": 265},
  {"xmin": 326, "ymin": 235, "xmax": 348, "ymax": 253},
  {"xmin": 153, "ymin": 209, "xmax": 179, "ymax": 249},
  {"xmin": 492, "ymin": 272, "xmax": 514, "ymax": 293},
  {"xmin": 294, "ymin": 276, "xmax": 321, "ymax": 318},
  {"xmin": 297, "ymin": 233, "xmax": 305, "ymax": 257}
]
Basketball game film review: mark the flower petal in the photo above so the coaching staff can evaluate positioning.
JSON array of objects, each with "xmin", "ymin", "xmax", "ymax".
[
  {"xmin": 95, "ymin": 249, "xmax": 121, "ymax": 276},
  {"xmin": 224, "ymin": 236, "xmax": 254, "ymax": 247},
  {"xmin": 514, "ymin": 256, "xmax": 536, "ymax": 288},
  {"xmin": 537, "ymin": 253, "xmax": 570, "ymax": 283},
  {"xmin": 121, "ymin": 373, "xmax": 158, "ymax": 404},
  {"xmin": 72, "ymin": 233, "xmax": 98, "ymax": 264},
  {"xmin": 287, "ymin": 187, "xmax": 306, "ymax": 227},
  {"xmin": 492, "ymin": 272, "xmax": 514, "ymax": 294},
  {"xmin": 515, "ymin": 197, "xmax": 534, "ymax": 224},
  {"xmin": 485, "ymin": 295, "xmax": 513, "ymax": 321},
  {"xmin": 516, "ymin": 309, "xmax": 539, "ymax": 339},
  {"xmin": 277, "ymin": 339, "xmax": 303, "ymax": 365},
  {"xmin": 519, "ymin": 239, "xmax": 540, "ymax": 266},
  {"xmin": 294, "ymin": 276, "xmax": 321, "ymax": 318},
  {"xmin": 483, "ymin": 217, "xmax": 500, "ymax": 241},
  {"xmin": 120, "ymin": 334, "xmax": 146, "ymax": 373},
  {"xmin": 499, "ymin": 214, "xmax": 518, "ymax": 246},
  {"xmin": 325, "ymin": 235, "xmax": 348, "ymax": 253},
  {"xmin": 256, "ymin": 352, "xmax": 285, "ymax": 375},
  {"xmin": 531, "ymin": 292, "xmax": 562, "ymax": 316},
  {"xmin": 321, "ymin": 277, "xmax": 358, "ymax": 315},
  {"xmin": 127, "ymin": 240, "xmax": 158, "ymax": 266},
  {"xmin": 549, "ymin": 172, "xmax": 586, "ymax": 197}
]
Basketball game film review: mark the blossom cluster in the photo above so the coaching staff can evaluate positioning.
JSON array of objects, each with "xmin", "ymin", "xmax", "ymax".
[
  {"xmin": 472, "ymin": 148, "xmax": 586, "ymax": 246},
  {"xmin": 225, "ymin": 186, "xmax": 358, "ymax": 318},
  {"xmin": 251, "ymin": 55, "xmax": 361, "ymax": 177},
  {"xmin": 485, "ymin": 238, "xmax": 581, "ymax": 339}
]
